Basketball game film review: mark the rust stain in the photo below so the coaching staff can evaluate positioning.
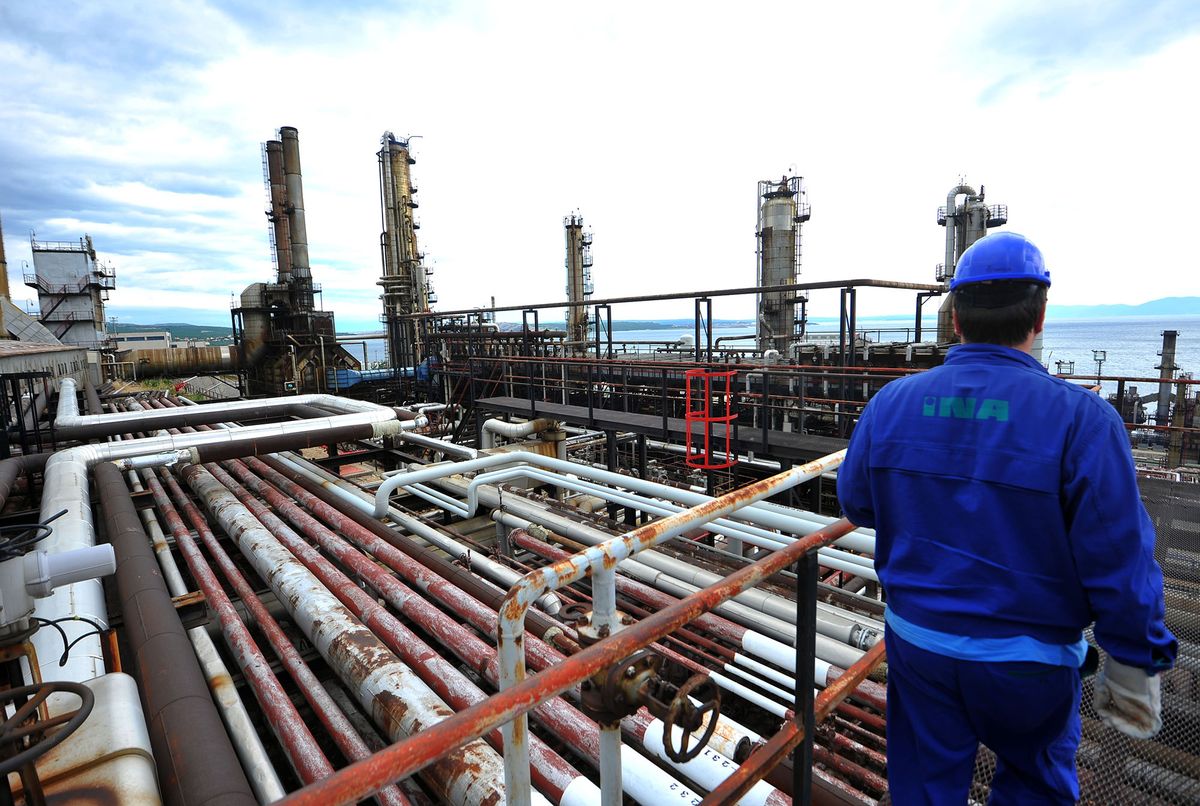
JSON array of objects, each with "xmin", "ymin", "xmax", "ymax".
[{"xmin": 275, "ymin": 515, "xmax": 857, "ymax": 806}]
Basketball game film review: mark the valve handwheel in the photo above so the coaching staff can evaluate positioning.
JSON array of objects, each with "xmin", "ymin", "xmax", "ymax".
[
  {"xmin": 0, "ymin": 681, "xmax": 95, "ymax": 776},
  {"xmin": 663, "ymin": 674, "xmax": 720, "ymax": 763},
  {"xmin": 558, "ymin": 602, "xmax": 590, "ymax": 623}
]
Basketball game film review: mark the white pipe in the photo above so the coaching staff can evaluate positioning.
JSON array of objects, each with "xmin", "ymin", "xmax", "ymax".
[
  {"xmin": 641, "ymin": 720, "xmax": 783, "ymax": 806},
  {"xmin": 55, "ymin": 377, "xmax": 422, "ymax": 432},
  {"xmin": 488, "ymin": 503, "xmax": 868, "ymax": 668},
  {"xmin": 475, "ymin": 465, "xmax": 880, "ymax": 587},
  {"xmin": 455, "ymin": 466, "xmax": 881, "ymax": 644},
  {"xmin": 480, "ymin": 417, "xmax": 557, "ymax": 449},
  {"xmin": 32, "ymin": 396, "xmax": 404, "ymax": 685},
  {"xmin": 399, "ymin": 431, "xmax": 478, "ymax": 459},
  {"xmin": 732, "ymin": 653, "xmax": 796, "ymax": 691},
  {"xmin": 270, "ymin": 454, "xmax": 561, "ymax": 614},
  {"xmin": 709, "ymin": 670, "xmax": 789, "ymax": 718},
  {"xmin": 376, "ymin": 449, "xmax": 877, "ymax": 557},
  {"xmin": 945, "ymin": 183, "xmax": 977, "ymax": 281},
  {"xmin": 721, "ymin": 663, "xmax": 794, "ymax": 705}
]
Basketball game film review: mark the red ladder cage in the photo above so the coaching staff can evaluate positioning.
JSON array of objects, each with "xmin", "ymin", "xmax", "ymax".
[{"xmin": 684, "ymin": 368, "xmax": 738, "ymax": 470}]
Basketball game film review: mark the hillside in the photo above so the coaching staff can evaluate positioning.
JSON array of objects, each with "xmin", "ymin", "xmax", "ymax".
[
  {"xmin": 1046, "ymin": 297, "xmax": 1200, "ymax": 319},
  {"xmin": 111, "ymin": 322, "xmax": 234, "ymax": 343}
]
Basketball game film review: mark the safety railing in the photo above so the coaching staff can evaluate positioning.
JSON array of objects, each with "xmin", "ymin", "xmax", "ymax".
[{"xmin": 277, "ymin": 452, "xmax": 885, "ymax": 805}]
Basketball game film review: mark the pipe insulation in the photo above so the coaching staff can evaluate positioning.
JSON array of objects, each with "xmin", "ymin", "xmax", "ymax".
[
  {"xmin": 148, "ymin": 468, "xmax": 409, "ymax": 806},
  {"xmin": 481, "ymin": 417, "xmax": 558, "ymax": 449},
  {"xmin": 94, "ymin": 462, "xmax": 256, "ymax": 806},
  {"xmin": 269, "ymin": 453, "xmax": 562, "ymax": 615},
  {"xmin": 210, "ymin": 459, "xmax": 596, "ymax": 804},
  {"xmin": 124, "ymin": 461, "xmax": 285, "ymax": 804},
  {"xmin": 247, "ymin": 454, "xmax": 760, "ymax": 803},
  {"xmin": 32, "ymin": 392, "xmax": 405, "ymax": 684},
  {"xmin": 181, "ymin": 462, "xmax": 539, "ymax": 806},
  {"xmin": 54, "ymin": 377, "xmax": 423, "ymax": 440}
]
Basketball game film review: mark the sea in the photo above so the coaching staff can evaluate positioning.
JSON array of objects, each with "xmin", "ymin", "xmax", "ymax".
[{"xmin": 346, "ymin": 314, "xmax": 1200, "ymax": 401}]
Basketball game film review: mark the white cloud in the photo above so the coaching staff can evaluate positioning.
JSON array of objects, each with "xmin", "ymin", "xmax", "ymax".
[{"xmin": 2, "ymin": 0, "xmax": 1197, "ymax": 328}]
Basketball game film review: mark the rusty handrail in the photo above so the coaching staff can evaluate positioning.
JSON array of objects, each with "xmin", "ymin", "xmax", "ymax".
[
  {"xmin": 699, "ymin": 639, "xmax": 888, "ymax": 804},
  {"xmin": 277, "ymin": 517, "xmax": 857, "ymax": 805}
]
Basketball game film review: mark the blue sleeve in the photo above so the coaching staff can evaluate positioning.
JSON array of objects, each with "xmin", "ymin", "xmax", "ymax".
[
  {"xmin": 1063, "ymin": 407, "xmax": 1177, "ymax": 672},
  {"xmin": 837, "ymin": 402, "xmax": 876, "ymax": 529}
]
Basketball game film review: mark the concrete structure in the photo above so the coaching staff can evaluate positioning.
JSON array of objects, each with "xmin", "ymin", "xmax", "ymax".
[
  {"xmin": 24, "ymin": 235, "xmax": 116, "ymax": 348},
  {"xmin": 111, "ymin": 331, "xmax": 172, "ymax": 350},
  {"xmin": 755, "ymin": 175, "xmax": 811, "ymax": 355},
  {"xmin": 0, "ymin": 340, "xmax": 88, "ymax": 382}
]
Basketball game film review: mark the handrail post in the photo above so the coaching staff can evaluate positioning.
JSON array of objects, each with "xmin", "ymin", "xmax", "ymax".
[{"xmin": 793, "ymin": 550, "xmax": 819, "ymax": 805}]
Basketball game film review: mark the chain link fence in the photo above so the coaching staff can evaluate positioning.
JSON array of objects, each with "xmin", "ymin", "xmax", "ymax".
[{"xmin": 966, "ymin": 476, "xmax": 1200, "ymax": 804}]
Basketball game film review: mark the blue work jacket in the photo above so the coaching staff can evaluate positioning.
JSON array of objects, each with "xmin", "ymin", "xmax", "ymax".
[{"xmin": 837, "ymin": 343, "xmax": 1176, "ymax": 672}]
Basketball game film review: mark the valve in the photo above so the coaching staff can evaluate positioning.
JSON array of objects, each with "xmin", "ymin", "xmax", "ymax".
[
  {"xmin": 579, "ymin": 648, "xmax": 722, "ymax": 763},
  {"xmin": 662, "ymin": 674, "xmax": 720, "ymax": 763}
]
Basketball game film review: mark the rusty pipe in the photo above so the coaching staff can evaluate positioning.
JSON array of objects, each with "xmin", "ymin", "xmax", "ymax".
[
  {"xmin": 94, "ymin": 462, "xmax": 256, "ymax": 806},
  {"xmin": 148, "ymin": 468, "xmax": 409, "ymax": 806},
  {"xmin": 250, "ymin": 456, "xmax": 572, "ymax": 668},
  {"xmin": 181, "ymin": 462, "xmax": 541, "ymax": 806},
  {"xmin": 123, "ymin": 459, "xmax": 284, "ymax": 804},
  {"xmin": 277, "ymin": 518, "xmax": 855, "ymax": 806},
  {"xmin": 0, "ymin": 452, "xmax": 50, "ymax": 512},
  {"xmin": 259, "ymin": 455, "xmax": 573, "ymax": 648},
  {"xmin": 514, "ymin": 526, "xmax": 884, "ymax": 709},
  {"xmin": 497, "ymin": 451, "xmax": 847, "ymax": 802},
  {"xmin": 213, "ymin": 458, "xmax": 594, "ymax": 803}
]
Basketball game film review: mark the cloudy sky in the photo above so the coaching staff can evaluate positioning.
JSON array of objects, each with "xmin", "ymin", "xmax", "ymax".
[{"xmin": 1, "ymin": 0, "xmax": 1198, "ymax": 329}]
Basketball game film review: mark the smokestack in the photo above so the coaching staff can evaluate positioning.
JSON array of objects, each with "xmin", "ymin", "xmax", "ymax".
[
  {"xmin": 265, "ymin": 140, "xmax": 292, "ymax": 284},
  {"xmin": 279, "ymin": 127, "xmax": 311, "ymax": 306}
]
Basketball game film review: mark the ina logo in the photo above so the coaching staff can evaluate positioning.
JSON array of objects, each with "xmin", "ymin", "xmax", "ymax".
[{"xmin": 922, "ymin": 396, "xmax": 1009, "ymax": 422}]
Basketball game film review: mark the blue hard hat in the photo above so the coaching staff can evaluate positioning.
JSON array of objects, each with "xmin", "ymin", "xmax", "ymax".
[{"xmin": 950, "ymin": 232, "xmax": 1050, "ymax": 290}]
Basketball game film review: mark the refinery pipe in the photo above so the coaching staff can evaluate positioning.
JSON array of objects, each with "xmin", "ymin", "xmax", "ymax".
[
  {"xmin": 95, "ymin": 462, "xmax": 257, "ymax": 806},
  {"xmin": 32, "ymin": 390, "xmax": 405, "ymax": 685}
]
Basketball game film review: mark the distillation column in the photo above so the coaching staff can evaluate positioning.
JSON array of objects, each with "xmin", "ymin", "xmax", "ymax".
[
  {"xmin": 378, "ymin": 132, "xmax": 431, "ymax": 380},
  {"xmin": 935, "ymin": 183, "xmax": 1008, "ymax": 345},
  {"xmin": 755, "ymin": 175, "xmax": 810, "ymax": 356},
  {"xmin": 1155, "ymin": 330, "xmax": 1179, "ymax": 428},
  {"xmin": 563, "ymin": 214, "xmax": 594, "ymax": 354}
]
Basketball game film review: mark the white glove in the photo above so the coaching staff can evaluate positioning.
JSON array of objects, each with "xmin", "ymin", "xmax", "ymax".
[{"xmin": 1094, "ymin": 658, "xmax": 1162, "ymax": 739}]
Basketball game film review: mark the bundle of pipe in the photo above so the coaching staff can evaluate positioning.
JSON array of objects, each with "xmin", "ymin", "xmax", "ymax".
[
  {"xmin": 145, "ymin": 402, "xmax": 784, "ymax": 804},
  {"xmin": 285, "ymin": 441, "xmax": 882, "ymax": 801},
  {"xmin": 137, "ymin": 393, "xmax": 887, "ymax": 802},
  {"xmin": 369, "ymin": 449, "xmax": 889, "ymax": 800}
]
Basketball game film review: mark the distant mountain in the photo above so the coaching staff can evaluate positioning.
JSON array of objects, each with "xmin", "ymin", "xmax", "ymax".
[
  {"xmin": 111, "ymin": 322, "xmax": 234, "ymax": 342},
  {"xmin": 498, "ymin": 319, "xmax": 757, "ymax": 332},
  {"xmin": 1046, "ymin": 297, "xmax": 1200, "ymax": 319}
]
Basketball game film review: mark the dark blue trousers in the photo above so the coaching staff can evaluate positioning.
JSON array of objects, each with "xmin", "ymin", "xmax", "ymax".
[{"xmin": 885, "ymin": 631, "xmax": 1082, "ymax": 805}]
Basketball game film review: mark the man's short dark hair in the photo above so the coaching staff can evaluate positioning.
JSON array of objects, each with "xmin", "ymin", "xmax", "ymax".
[{"xmin": 952, "ymin": 282, "xmax": 1048, "ymax": 346}]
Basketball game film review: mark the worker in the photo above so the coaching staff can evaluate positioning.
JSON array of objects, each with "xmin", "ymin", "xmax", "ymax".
[{"xmin": 837, "ymin": 232, "xmax": 1176, "ymax": 805}]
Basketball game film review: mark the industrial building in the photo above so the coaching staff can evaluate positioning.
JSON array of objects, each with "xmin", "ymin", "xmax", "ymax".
[{"xmin": 0, "ymin": 134, "xmax": 1196, "ymax": 806}]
